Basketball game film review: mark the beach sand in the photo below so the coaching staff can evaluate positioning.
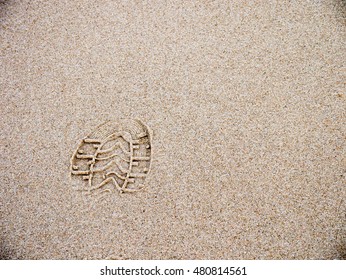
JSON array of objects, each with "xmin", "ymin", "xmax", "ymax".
[{"xmin": 1, "ymin": 0, "xmax": 345, "ymax": 259}]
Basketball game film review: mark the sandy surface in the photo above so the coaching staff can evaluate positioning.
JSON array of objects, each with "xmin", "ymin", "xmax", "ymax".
[{"xmin": 1, "ymin": 0, "xmax": 345, "ymax": 259}]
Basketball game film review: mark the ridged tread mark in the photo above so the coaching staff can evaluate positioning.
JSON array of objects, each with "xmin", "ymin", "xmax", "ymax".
[{"xmin": 70, "ymin": 119, "xmax": 152, "ymax": 196}]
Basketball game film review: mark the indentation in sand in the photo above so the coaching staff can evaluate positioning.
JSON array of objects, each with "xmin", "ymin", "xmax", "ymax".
[{"xmin": 70, "ymin": 119, "xmax": 152, "ymax": 196}]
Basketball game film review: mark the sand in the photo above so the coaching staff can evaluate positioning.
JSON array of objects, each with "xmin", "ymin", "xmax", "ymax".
[{"xmin": 0, "ymin": 0, "xmax": 345, "ymax": 259}]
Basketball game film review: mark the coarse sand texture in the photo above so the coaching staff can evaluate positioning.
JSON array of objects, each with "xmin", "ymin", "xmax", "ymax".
[{"xmin": 1, "ymin": 0, "xmax": 345, "ymax": 259}]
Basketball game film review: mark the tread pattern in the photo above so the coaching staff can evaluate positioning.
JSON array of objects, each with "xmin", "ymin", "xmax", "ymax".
[{"xmin": 70, "ymin": 119, "xmax": 152, "ymax": 194}]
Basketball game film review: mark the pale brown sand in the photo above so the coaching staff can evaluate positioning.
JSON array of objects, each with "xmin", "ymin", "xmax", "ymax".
[{"xmin": 1, "ymin": 0, "xmax": 345, "ymax": 259}]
